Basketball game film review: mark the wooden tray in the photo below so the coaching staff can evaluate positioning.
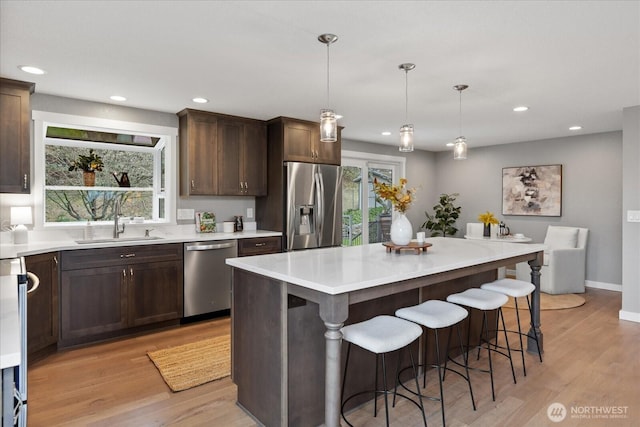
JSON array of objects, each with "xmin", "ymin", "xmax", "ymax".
[{"xmin": 383, "ymin": 241, "xmax": 432, "ymax": 254}]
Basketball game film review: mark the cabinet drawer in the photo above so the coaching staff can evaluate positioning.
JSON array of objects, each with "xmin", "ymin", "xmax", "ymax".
[
  {"xmin": 61, "ymin": 243, "xmax": 182, "ymax": 270},
  {"xmin": 237, "ymin": 237, "xmax": 282, "ymax": 257}
]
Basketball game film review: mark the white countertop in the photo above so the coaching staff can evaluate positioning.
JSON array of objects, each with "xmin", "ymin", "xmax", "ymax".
[
  {"xmin": 0, "ymin": 228, "xmax": 281, "ymax": 259},
  {"xmin": 226, "ymin": 237, "xmax": 546, "ymax": 295},
  {"xmin": 1, "ymin": 275, "xmax": 20, "ymax": 369}
]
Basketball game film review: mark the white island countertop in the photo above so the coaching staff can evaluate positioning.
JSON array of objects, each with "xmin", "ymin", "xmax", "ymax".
[{"xmin": 226, "ymin": 237, "xmax": 546, "ymax": 295}]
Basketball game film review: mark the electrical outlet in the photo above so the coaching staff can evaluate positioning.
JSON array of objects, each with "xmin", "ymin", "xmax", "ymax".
[
  {"xmin": 627, "ymin": 210, "xmax": 640, "ymax": 223},
  {"xmin": 246, "ymin": 207, "xmax": 254, "ymax": 219},
  {"xmin": 177, "ymin": 208, "xmax": 195, "ymax": 220}
]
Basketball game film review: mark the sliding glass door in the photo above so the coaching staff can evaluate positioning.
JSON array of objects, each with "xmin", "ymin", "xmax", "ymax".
[{"xmin": 341, "ymin": 153, "xmax": 404, "ymax": 246}]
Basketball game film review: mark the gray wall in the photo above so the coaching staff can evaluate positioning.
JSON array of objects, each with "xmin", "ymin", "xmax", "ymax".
[
  {"xmin": 622, "ymin": 105, "xmax": 640, "ymax": 317},
  {"xmin": 434, "ymin": 131, "xmax": 623, "ymax": 286}
]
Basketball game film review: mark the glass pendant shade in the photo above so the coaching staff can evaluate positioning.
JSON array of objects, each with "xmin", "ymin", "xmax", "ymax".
[
  {"xmin": 320, "ymin": 109, "xmax": 337, "ymax": 142},
  {"xmin": 399, "ymin": 124, "xmax": 414, "ymax": 152},
  {"xmin": 398, "ymin": 63, "xmax": 416, "ymax": 152},
  {"xmin": 453, "ymin": 136, "xmax": 467, "ymax": 160},
  {"xmin": 318, "ymin": 34, "xmax": 338, "ymax": 143}
]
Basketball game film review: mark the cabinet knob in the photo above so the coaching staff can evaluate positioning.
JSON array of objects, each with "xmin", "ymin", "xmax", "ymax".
[
  {"xmin": 191, "ymin": 179, "xmax": 195, "ymax": 189},
  {"xmin": 244, "ymin": 182, "xmax": 248, "ymax": 192},
  {"xmin": 130, "ymin": 267, "xmax": 134, "ymax": 277},
  {"xmin": 255, "ymin": 242, "xmax": 266, "ymax": 247},
  {"xmin": 120, "ymin": 253, "xmax": 136, "ymax": 258},
  {"xmin": 123, "ymin": 269, "xmax": 127, "ymax": 278},
  {"xmin": 53, "ymin": 256, "xmax": 58, "ymax": 265}
]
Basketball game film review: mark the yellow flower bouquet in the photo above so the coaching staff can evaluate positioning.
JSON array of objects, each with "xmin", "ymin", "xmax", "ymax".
[
  {"xmin": 373, "ymin": 178, "xmax": 416, "ymax": 214},
  {"xmin": 477, "ymin": 211, "xmax": 499, "ymax": 225}
]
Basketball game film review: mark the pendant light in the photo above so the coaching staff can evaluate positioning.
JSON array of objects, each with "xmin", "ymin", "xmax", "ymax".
[
  {"xmin": 398, "ymin": 63, "xmax": 415, "ymax": 152},
  {"xmin": 318, "ymin": 34, "xmax": 338, "ymax": 142},
  {"xmin": 453, "ymin": 84, "xmax": 469, "ymax": 160}
]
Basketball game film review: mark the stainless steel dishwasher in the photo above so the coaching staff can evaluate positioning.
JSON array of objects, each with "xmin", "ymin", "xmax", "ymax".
[{"xmin": 183, "ymin": 240, "xmax": 237, "ymax": 317}]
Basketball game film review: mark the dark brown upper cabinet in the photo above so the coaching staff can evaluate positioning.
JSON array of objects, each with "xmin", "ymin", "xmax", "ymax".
[
  {"xmin": 268, "ymin": 116, "xmax": 342, "ymax": 166},
  {"xmin": 178, "ymin": 109, "xmax": 267, "ymax": 196},
  {"xmin": 1, "ymin": 78, "xmax": 35, "ymax": 193}
]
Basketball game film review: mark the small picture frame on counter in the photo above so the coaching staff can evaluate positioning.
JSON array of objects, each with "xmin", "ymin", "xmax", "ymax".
[{"xmin": 195, "ymin": 211, "xmax": 216, "ymax": 233}]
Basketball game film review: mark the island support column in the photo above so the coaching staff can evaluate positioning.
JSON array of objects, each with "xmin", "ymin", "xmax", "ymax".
[
  {"xmin": 319, "ymin": 293, "xmax": 349, "ymax": 427},
  {"xmin": 527, "ymin": 254, "xmax": 544, "ymax": 354}
]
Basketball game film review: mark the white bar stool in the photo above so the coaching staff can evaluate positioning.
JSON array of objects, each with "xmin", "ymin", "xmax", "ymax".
[
  {"xmin": 340, "ymin": 315, "xmax": 426, "ymax": 427},
  {"xmin": 480, "ymin": 278, "xmax": 543, "ymax": 376},
  {"xmin": 395, "ymin": 300, "xmax": 476, "ymax": 427},
  {"xmin": 446, "ymin": 288, "xmax": 517, "ymax": 401}
]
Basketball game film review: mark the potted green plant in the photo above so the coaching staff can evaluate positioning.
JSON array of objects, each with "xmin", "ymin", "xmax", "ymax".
[
  {"xmin": 68, "ymin": 149, "xmax": 104, "ymax": 186},
  {"xmin": 422, "ymin": 193, "xmax": 461, "ymax": 237}
]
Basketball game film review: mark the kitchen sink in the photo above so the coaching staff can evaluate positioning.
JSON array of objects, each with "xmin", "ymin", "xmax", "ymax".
[{"xmin": 75, "ymin": 236, "xmax": 164, "ymax": 244}]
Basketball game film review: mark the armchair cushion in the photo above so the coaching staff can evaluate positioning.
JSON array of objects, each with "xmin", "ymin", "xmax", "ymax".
[{"xmin": 544, "ymin": 227, "xmax": 579, "ymax": 249}]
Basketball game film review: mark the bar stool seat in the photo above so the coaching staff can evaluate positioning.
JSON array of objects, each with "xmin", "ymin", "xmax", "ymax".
[
  {"xmin": 447, "ymin": 288, "xmax": 508, "ymax": 310},
  {"xmin": 340, "ymin": 315, "xmax": 426, "ymax": 427},
  {"xmin": 481, "ymin": 278, "xmax": 543, "ymax": 375},
  {"xmin": 446, "ymin": 288, "xmax": 516, "ymax": 401},
  {"xmin": 342, "ymin": 315, "xmax": 423, "ymax": 353},
  {"xmin": 396, "ymin": 299, "xmax": 468, "ymax": 328},
  {"xmin": 395, "ymin": 300, "xmax": 476, "ymax": 426}
]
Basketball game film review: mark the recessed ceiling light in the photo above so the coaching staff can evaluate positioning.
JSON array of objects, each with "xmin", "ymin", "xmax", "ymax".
[
  {"xmin": 445, "ymin": 142, "xmax": 455, "ymax": 147},
  {"xmin": 19, "ymin": 65, "xmax": 46, "ymax": 75},
  {"xmin": 513, "ymin": 106, "xmax": 529, "ymax": 112},
  {"xmin": 110, "ymin": 95, "xmax": 126, "ymax": 102},
  {"xmin": 192, "ymin": 97, "xmax": 208, "ymax": 104},
  {"xmin": 569, "ymin": 125, "xmax": 582, "ymax": 131},
  {"xmin": 381, "ymin": 131, "xmax": 392, "ymax": 136}
]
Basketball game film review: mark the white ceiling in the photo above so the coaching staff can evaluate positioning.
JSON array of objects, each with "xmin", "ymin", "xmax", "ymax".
[{"xmin": 1, "ymin": 1, "xmax": 638, "ymax": 152}]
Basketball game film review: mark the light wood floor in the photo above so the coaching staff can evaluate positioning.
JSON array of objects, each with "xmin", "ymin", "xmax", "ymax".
[{"xmin": 28, "ymin": 288, "xmax": 639, "ymax": 426}]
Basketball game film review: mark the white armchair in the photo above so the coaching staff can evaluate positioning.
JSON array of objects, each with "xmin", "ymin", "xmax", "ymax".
[{"xmin": 516, "ymin": 226, "xmax": 589, "ymax": 294}]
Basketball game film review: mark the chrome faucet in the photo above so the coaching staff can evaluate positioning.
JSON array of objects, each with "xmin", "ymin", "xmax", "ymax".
[{"xmin": 113, "ymin": 199, "xmax": 125, "ymax": 238}]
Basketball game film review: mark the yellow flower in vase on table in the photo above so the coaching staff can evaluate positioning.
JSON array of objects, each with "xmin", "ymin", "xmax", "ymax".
[{"xmin": 478, "ymin": 211, "xmax": 499, "ymax": 237}]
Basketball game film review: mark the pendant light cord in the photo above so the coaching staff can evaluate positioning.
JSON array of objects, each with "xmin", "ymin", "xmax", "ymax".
[
  {"xmin": 459, "ymin": 89, "xmax": 462, "ymax": 136},
  {"xmin": 326, "ymin": 43, "xmax": 331, "ymax": 108},
  {"xmin": 405, "ymin": 69, "xmax": 409, "ymax": 122}
]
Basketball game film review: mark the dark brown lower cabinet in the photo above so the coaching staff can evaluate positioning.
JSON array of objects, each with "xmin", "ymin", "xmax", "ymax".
[
  {"xmin": 59, "ymin": 244, "xmax": 183, "ymax": 348},
  {"xmin": 128, "ymin": 260, "xmax": 183, "ymax": 327},
  {"xmin": 25, "ymin": 252, "xmax": 59, "ymax": 362}
]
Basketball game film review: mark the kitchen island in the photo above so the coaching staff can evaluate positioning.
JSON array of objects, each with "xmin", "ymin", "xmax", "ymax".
[{"xmin": 226, "ymin": 237, "xmax": 545, "ymax": 427}]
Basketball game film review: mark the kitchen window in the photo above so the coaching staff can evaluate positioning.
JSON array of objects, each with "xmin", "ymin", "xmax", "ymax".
[{"xmin": 33, "ymin": 111, "xmax": 177, "ymax": 227}]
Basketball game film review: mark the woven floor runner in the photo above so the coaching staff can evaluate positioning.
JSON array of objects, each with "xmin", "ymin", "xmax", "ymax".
[{"xmin": 147, "ymin": 335, "xmax": 230, "ymax": 392}]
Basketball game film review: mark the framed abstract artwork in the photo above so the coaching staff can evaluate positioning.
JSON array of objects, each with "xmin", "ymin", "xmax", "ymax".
[{"xmin": 502, "ymin": 164, "xmax": 562, "ymax": 216}]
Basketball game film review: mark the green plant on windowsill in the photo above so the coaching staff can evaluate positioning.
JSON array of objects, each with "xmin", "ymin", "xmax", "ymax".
[
  {"xmin": 68, "ymin": 149, "xmax": 104, "ymax": 172},
  {"xmin": 422, "ymin": 193, "xmax": 461, "ymax": 237}
]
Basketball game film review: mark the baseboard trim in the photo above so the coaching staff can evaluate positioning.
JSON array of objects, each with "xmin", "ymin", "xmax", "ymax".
[
  {"xmin": 585, "ymin": 280, "xmax": 621, "ymax": 292},
  {"xmin": 619, "ymin": 310, "xmax": 640, "ymax": 323}
]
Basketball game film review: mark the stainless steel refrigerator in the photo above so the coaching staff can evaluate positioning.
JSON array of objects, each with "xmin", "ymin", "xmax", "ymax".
[{"xmin": 284, "ymin": 162, "xmax": 342, "ymax": 251}]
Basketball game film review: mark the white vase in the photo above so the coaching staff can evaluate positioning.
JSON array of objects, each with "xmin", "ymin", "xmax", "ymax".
[{"xmin": 390, "ymin": 212, "xmax": 413, "ymax": 246}]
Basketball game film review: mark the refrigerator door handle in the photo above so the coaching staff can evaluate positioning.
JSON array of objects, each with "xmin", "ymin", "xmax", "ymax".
[
  {"xmin": 315, "ymin": 171, "xmax": 325, "ymax": 246},
  {"xmin": 26, "ymin": 271, "xmax": 40, "ymax": 294}
]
